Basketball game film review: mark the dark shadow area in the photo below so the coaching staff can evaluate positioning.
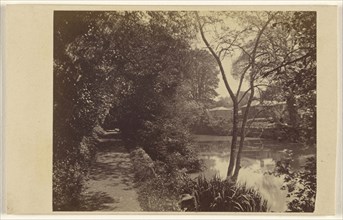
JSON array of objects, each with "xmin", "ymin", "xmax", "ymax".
[
  {"xmin": 79, "ymin": 191, "xmax": 119, "ymax": 211},
  {"xmin": 89, "ymin": 152, "xmax": 134, "ymax": 181},
  {"xmin": 97, "ymin": 140, "xmax": 127, "ymax": 153}
]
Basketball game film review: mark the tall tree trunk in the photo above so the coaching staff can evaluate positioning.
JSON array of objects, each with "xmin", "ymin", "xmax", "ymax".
[
  {"xmin": 233, "ymin": 81, "xmax": 255, "ymax": 180},
  {"xmin": 227, "ymin": 102, "xmax": 239, "ymax": 178},
  {"xmin": 231, "ymin": 14, "xmax": 273, "ymax": 179},
  {"xmin": 195, "ymin": 12, "xmax": 239, "ymax": 179}
]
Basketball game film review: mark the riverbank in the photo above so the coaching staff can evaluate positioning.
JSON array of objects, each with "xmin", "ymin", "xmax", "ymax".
[{"xmin": 189, "ymin": 134, "xmax": 316, "ymax": 212}]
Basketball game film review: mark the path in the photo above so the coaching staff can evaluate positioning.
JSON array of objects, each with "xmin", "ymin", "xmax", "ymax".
[{"xmin": 81, "ymin": 140, "xmax": 141, "ymax": 211}]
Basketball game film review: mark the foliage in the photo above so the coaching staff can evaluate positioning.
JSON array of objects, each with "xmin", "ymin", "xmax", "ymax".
[
  {"xmin": 53, "ymin": 11, "xmax": 119, "ymax": 210},
  {"xmin": 196, "ymin": 11, "xmax": 282, "ymax": 178},
  {"xmin": 191, "ymin": 111, "xmax": 232, "ymax": 136},
  {"xmin": 130, "ymin": 148, "xmax": 194, "ymax": 211},
  {"xmin": 197, "ymin": 11, "xmax": 316, "ymax": 179},
  {"xmin": 119, "ymin": 112, "xmax": 202, "ymax": 171},
  {"xmin": 53, "ymin": 11, "xmax": 215, "ymax": 209},
  {"xmin": 137, "ymin": 171, "xmax": 192, "ymax": 211},
  {"xmin": 272, "ymin": 154, "xmax": 316, "ymax": 212},
  {"xmin": 206, "ymin": 116, "xmax": 232, "ymax": 136},
  {"xmin": 53, "ymin": 155, "xmax": 84, "ymax": 211},
  {"xmin": 211, "ymin": 93, "xmax": 250, "ymax": 109},
  {"xmin": 53, "ymin": 10, "xmax": 317, "ymax": 210},
  {"xmin": 97, "ymin": 13, "xmax": 216, "ymax": 171},
  {"xmin": 182, "ymin": 175, "xmax": 269, "ymax": 212},
  {"xmin": 183, "ymin": 49, "xmax": 220, "ymax": 107},
  {"xmin": 130, "ymin": 147, "xmax": 269, "ymax": 212},
  {"xmin": 259, "ymin": 12, "xmax": 316, "ymax": 146},
  {"xmin": 130, "ymin": 148, "xmax": 157, "ymax": 181}
]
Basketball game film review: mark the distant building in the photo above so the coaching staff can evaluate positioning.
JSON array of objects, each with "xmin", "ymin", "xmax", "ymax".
[
  {"xmin": 240, "ymin": 100, "xmax": 287, "ymax": 120},
  {"xmin": 207, "ymin": 106, "xmax": 233, "ymax": 119}
]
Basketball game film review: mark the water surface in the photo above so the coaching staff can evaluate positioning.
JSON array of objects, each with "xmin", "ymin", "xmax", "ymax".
[{"xmin": 190, "ymin": 135, "xmax": 315, "ymax": 212}]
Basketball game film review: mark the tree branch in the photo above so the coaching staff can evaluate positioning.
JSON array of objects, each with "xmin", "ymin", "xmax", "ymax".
[
  {"xmin": 261, "ymin": 52, "xmax": 312, "ymax": 77},
  {"xmin": 238, "ymin": 83, "xmax": 271, "ymax": 104},
  {"xmin": 236, "ymin": 63, "xmax": 251, "ymax": 96},
  {"xmin": 195, "ymin": 12, "xmax": 236, "ymax": 101}
]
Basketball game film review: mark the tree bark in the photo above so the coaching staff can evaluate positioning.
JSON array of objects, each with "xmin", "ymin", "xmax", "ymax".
[
  {"xmin": 195, "ymin": 12, "xmax": 239, "ymax": 179},
  {"xmin": 227, "ymin": 102, "xmax": 239, "ymax": 178},
  {"xmin": 232, "ymin": 14, "xmax": 275, "ymax": 180},
  {"xmin": 233, "ymin": 86, "xmax": 255, "ymax": 180}
]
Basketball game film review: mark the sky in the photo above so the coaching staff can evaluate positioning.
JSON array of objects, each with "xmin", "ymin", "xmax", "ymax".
[
  {"xmin": 194, "ymin": 33, "xmax": 250, "ymax": 100},
  {"xmin": 215, "ymin": 56, "xmax": 250, "ymax": 99},
  {"xmin": 191, "ymin": 12, "xmax": 254, "ymax": 100}
]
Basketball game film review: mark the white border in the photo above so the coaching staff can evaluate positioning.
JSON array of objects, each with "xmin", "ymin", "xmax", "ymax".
[{"xmin": 0, "ymin": 0, "xmax": 343, "ymax": 6}]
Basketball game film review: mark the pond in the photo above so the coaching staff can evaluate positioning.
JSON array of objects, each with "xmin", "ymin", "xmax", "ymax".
[{"xmin": 190, "ymin": 135, "xmax": 315, "ymax": 212}]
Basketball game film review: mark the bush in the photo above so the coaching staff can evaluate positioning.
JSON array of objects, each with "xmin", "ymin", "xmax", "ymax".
[
  {"xmin": 208, "ymin": 117, "xmax": 232, "ymax": 136},
  {"xmin": 137, "ymin": 172, "xmax": 188, "ymax": 211},
  {"xmin": 53, "ymin": 157, "xmax": 84, "ymax": 210},
  {"xmin": 272, "ymin": 154, "xmax": 316, "ymax": 212},
  {"xmin": 130, "ymin": 148, "xmax": 269, "ymax": 212},
  {"xmin": 123, "ymin": 117, "xmax": 202, "ymax": 173},
  {"xmin": 130, "ymin": 148, "xmax": 195, "ymax": 211},
  {"xmin": 53, "ymin": 135, "xmax": 97, "ymax": 210},
  {"xmin": 130, "ymin": 148, "xmax": 157, "ymax": 181},
  {"xmin": 191, "ymin": 113, "xmax": 232, "ymax": 136},
  {"xmin": 182, "ymin": 175, "xmax": 269, "ymax": 212}
]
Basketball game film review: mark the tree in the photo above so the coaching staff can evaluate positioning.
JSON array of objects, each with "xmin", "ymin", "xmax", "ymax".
[
  {"xmin": 54, "ymin": 11, "xmax": 210, "ymax": 209},
  {"xmin": 196, "ymin": 11, "xmax": 316, "ymax": 179},
  {"xmin": 53, "ymin": 11, "xmax": 125, "ymax": 210},
  {"xmin": 257, "ymin": 12, "xmax": 316, "ymax": 145},
  {"xmin": 183, "ymin": 49, "xmax": 220, "ymax": 107},
  {"xmin": 196, "ymin": 11, "xmax": 277, "ymax": 179}
]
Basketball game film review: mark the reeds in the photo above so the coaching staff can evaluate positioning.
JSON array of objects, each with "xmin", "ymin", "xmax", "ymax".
[{"xmin": 187, "ymin": 175, "xmax": 269, "ymax": 212}]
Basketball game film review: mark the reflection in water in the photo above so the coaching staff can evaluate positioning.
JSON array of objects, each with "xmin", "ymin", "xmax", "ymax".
[
  {"xmin": 191, "ymin": 136, "xmax": 312, "ymax": 212},
  {"xmin": 238, "ymin": 159, "xmax": 287, "ymax": 212},
  {"xmin": 192, "ymin": 154, "xmax": 287, "ymax": 212}
]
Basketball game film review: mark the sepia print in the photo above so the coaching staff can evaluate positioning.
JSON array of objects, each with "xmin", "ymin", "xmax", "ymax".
[{"xmin": 53, "ymin": 10, "xmax": 317, "ymax": 212}]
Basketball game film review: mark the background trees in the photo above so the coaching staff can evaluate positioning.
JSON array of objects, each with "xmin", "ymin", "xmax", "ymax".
[{"xmin": 260, "ymin": 12, "xmax": 316, "ymax": 146}]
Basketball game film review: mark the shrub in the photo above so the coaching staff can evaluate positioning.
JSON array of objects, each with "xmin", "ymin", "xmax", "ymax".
[
  {"xmin": 130, "ymin": 148, "xmax": 157, "ymax": 181},
  {"xmin": 208, "ymin": 117, "xmax": 232, "ymax": 136},
  {"xmin": 130, "ymin": 148, "xmax": 195, "ymax": 211},
  {"xmin": 124, "ymin": 117, "xmax": 202, "ymax": 173},
  {"xmin": 130, "ymin": 148, "xmax": 269, "ymax": 213},
  {"xmin": 53, "ymin": 134, "xmax": 97, "ymax": 211},
  {"xmin": 191, "ymin": 113, "xmax": 232, "ymax": 136},
  {"xmin": 137, "ymin": 174, "xmax": 184, "ymax": 211},
  {"xmin": 182, "ymin": 175, "xmax": 269, "ymax": 212},
  {"xmin": 53, "ymin": 157, "xmax": 84, "ymax": 210},
  {"xmin": 272, "ymin": 154, "xmax": 316, "ymax": 212}
]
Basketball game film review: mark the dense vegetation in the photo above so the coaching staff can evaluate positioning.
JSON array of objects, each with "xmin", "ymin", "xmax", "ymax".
[
  {"xmin": 53, "ymin": 11, "xmax": 316, "ymax": 212},
  {"xmin": 130, "ymin": 148, "xmax": 269, "ymax": 212},
  {"xmin": 53, "ymin": 11, "xmax": 218, "ymax": 211},
  {"xmin": 271, "ymin": 153, "xmax": 316, "ymax": 212}
]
